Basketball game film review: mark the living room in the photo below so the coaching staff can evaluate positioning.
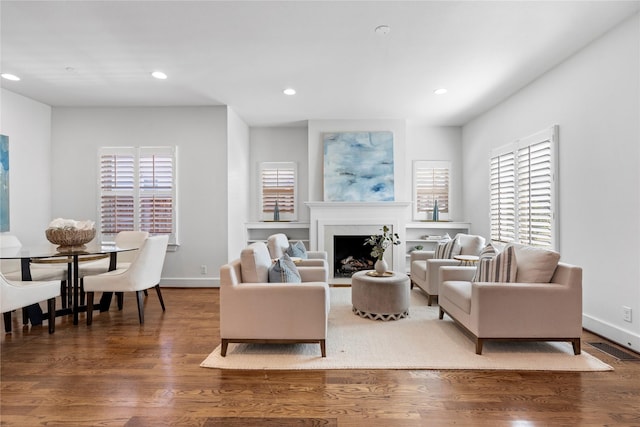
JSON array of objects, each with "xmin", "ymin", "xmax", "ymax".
[{"xmin": 1, "ymin": 1, "xmax": 640, "ymax": 424}]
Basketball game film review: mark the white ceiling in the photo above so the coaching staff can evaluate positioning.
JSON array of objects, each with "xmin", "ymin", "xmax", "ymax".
[{"xmin": 1, "ymin": 1, "xmax": 639, "ymax": 127}]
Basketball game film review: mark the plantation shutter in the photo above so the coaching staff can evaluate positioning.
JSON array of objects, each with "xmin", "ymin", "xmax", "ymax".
[
  {"xmin": 99, "ymin": 146, "xmax": 178, "ymax": 245},
  {"xmin": 260, "ymin": 162, "xmax": 297, "ymax": 221},
  {"xmin": 517, "ymin": 137, "xmax": 554, "ymax": 248},
  {"xmin": 99, "ymin": 147, "xmax": 136, "ymax": 235},
  {"xmin": 413, "ymin": 161, "xmax": 450, "ymax": 221},
  {"xmin": 490, "ymin": 150, "xmax": 516, "ymax": 243},
  {"xmin": 139, "ymin": 147, "xmax": 176, "ymax": 236},
  {"xmin": 490, "ymin": 126, "xmax": 557, "ymax": 250}
]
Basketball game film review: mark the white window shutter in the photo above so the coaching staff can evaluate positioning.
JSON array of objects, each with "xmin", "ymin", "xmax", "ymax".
[
  {"xmin": 260, "ymin": 162, "xmax": 297, "ymax": 221},
  {"xmin": 413, "ymin": 161, "xmax": 451, "ymax": 221}
]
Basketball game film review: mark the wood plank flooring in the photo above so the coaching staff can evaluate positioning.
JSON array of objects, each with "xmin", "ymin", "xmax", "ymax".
[{"xmin": 2, "ymin": 288, "xmax": 639, "ymax": 426}]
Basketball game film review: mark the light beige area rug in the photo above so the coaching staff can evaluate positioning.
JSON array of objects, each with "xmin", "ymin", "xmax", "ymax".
[{"xmin": 201, "ymin": 287, "xmax": 612, "ymax": 371}]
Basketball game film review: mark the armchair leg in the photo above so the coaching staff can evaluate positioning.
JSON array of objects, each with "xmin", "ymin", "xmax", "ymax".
[
  {"xmin": 86, "ymin": 292, "xmax": 94, "ymax": 325},
  {"xmin": 221, "ymin": 339, "xmax": 229, "ymax": 357},
  {"xmin": 476, "ymin": 338, "xmax": 484, "ymax": 355},
  {"xmin": 572, "ymin": 339, "xmax": 581, "ymax": 355},
  {"xmin": 3, "ymin": 312, "xmax": 11, "ymax": 333},
  {"xmin": 136, "ymin": 290, "xmax": 145, "ymax": 324},
  {"xmin": 320, "ymin": 339, "xmax": 326, "ymax": 357},
  {"xmin": 154, "ymin": 285, "xmax": 166, "ymax": 311},
  {"xmin": 438, "ymin": 308, "xmax": 444, "ymax": 320},
  {"xmin": 47, "ymin": 298, "xmax": 56, "ymax": 334}
]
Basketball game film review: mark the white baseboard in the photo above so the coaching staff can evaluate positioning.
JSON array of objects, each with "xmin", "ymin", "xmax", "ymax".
[
  {"xmin": 159, "ymin": 277, "xmax": 220, "ymax": 288},
  {"xmin": 583, "ymin": 314, "xmax": 640, "ymax": 353}
]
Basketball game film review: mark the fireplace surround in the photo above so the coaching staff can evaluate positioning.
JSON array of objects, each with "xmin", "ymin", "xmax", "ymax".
[{"xmin": 306, "ymin": 202, "xmax": 410, "ymax": 283}]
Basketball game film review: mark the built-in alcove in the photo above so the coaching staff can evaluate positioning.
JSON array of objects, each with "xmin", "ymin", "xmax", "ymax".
[{"xmin": 333, "ymin": 235, "xmax": 376, "ymax": 278}]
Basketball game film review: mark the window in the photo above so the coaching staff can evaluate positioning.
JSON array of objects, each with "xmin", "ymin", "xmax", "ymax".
[
  {"xmin": 99, "ymin": 146, "xmax": 178, "ymax": 245},
  {"xmin": 490, "ymin": 126, "xmax": 558, "ymax": 249},
  {"xmin": 413, "ymin": 160, "xmax": 451, "ymax": 221},
  {"xmin": 259, "ymin": 162, "xmax": 297, "ymax": 221}
]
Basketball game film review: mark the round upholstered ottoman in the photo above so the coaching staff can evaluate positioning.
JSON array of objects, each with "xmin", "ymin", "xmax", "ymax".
[{"xmin": 351, "ymin": 270, "xmax": 410, "ymax": 321}]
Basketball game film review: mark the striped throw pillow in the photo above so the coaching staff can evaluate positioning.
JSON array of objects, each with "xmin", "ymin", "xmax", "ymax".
[
  {"xmin": 434, "ymin": 238, "xmax": 460, "ymax": 259},
  {"xmin": 473, "ymin": 244, "xmax": 517, "ymax": 283}
]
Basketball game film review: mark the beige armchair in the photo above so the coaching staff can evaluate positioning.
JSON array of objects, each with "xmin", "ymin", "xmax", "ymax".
[
  {"xmin": 438, "ymin": 246, "xmax": 582, "ymax": 355},
  {"xmin": 410, "ymin": 234, "xmax": 485, "ymax": 305},
  {"xmin": 267, "ymin": 233, "xmax": 329, "ymax": 282},
  {"xmin": 220, "ymin": 241, "xmax": 330, "ymax": 357}
]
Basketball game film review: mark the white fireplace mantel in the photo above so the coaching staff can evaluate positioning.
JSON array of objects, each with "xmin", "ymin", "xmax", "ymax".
[{"xmin": 305, "ymin": 201, "xmax": 411, "ymax": 280}]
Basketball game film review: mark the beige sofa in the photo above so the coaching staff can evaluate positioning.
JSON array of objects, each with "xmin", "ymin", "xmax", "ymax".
[
  {"xmin": 219, "ymin": 242, "xmax": 330, "ymax": 357},
  {"xmin": 438, "ymin": 251, "xmax": 583, "ymax": 355},
  {"xmin": 410, "ymin": 234, "xmax": 485, "ymax": 305}
]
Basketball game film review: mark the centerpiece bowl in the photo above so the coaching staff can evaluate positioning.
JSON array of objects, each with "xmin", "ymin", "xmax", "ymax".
[{"xmin": 45, "ymin": 228, "xmax": 96, "ymax": 251}]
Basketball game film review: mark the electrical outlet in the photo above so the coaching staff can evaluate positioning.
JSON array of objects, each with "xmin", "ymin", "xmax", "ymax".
[
  {"xmin": 623, "ymin": 306, "xmax": 632, "ymax": 323},
  {"xmin": 200, "ymin": 265, "xmax": 207, "ymax": 275}
]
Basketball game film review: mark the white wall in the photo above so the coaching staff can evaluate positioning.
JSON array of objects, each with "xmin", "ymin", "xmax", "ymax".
[
  {"xmin": 249, "ymin": 126, "xmax": 309, "ymax": 221},
  {"xmin": 405, "ymin": 123, "xmax": 464, "ymax": 222},
  {"xmin": 462, "ymin": 14, "xmax": 640, "ymax": 351},
  {"xmin": 0, "ymin": 89, "xmax": 53, "ymax": 245},
  {"xmin": 51, "ymin": 106, "xmax": 229, "ymax": 287},
  {"xmin": 227, "ymin": 107, "xmax": 250, "ymax": 260}
]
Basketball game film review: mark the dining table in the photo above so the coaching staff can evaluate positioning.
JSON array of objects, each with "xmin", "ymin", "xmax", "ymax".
[{"xmin": 0, "ymin": 243, "xmax": 135, "ymax": 325}]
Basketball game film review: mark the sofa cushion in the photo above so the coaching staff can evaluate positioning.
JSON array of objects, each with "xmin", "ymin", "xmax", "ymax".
[
  {"xmin": 268, "ymin": 253, "xmax": 302, "ymax": 283},
  {"xmin": 456, "ymin": 234, "xmax": 486, "ymax": 256},
  {"xmin": 512, "ymin": 244, "xmax": 561, "ymax": 283},
  {"xmin": 435, "ymin": 238, "xmax": 460, "ymax": 259},
  {"xmin": 286, "ymin": 240, "xmax": 308, "ymax": 259},
  {"xmin": 442, "ymin": 281, "xmax": 472, "ymax": 314},
  {"xmin": 240, "ymin": 242, "xmax": 272, "ymax": 283},
  {"xmin": 473, "ymin": 244, "xmax": 517, "ymax": 282}
]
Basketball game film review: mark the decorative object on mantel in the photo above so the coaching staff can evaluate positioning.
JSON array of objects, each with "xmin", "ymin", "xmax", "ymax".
[
  {"xmin": 364, "ymin": 225, "xmax": 401, "ymax": 275},
  {"xmin": 323, "ymin": 131, "xmax": 394, "ymax": 202},
  {"xmin": 45, "ymin": 218, "xmax": 96, "ymax": 251},
  {"xmin": 432, "ymin": 199, "xmax": 439, "ymax": 221}
]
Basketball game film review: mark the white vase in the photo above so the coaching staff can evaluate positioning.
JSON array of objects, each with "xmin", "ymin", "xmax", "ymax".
[{"xmin": 374, "ymin": 259, "xmax": 388, "ymax": 275}]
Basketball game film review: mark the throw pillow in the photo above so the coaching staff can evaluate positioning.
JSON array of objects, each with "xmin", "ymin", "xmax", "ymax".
[
  {"xmin": 434, "ymin": 238, "xmax": 460, "ymax": 259},
  {"xmin": 286, "ymin": 240, "xmax": 308, "ymax": 259},
  {"xmin": 473, "ymin": 244, "xmax": 517, "ymax": 283},
  {"xmin": 455, "ymin": 234, "xmax": 487, "ymax": 256},
  {"xmin": 511, "ymin": 243, "xmax": 561, "ymax": 283},
  {"xmin": 472, "ymin": 244, "xmax": 497, "ymax": 282},
  {"xmin": 268, "ymin": 253, "xmax": 302, "ymax": 283}
]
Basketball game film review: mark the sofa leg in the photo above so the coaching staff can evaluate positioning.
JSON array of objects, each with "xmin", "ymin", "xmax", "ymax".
[
  {"xmin": 572, "ymin": 338, "xmax": 581, "ymax": 355},
  {"xmin": 476, "ymin": 339, "xmax": 484, "ymax": 355},
  {"xmin": 220, "ymin": 339, "xmax": 229, "ymax": 357},
  {"xmin": 320, "ymin": 339, "xmax": 326, "ymax": 357}
]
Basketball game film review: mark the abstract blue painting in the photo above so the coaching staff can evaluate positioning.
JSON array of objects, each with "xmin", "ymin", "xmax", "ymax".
[
  {"xmin": 0, "ymin": 135, "xmax": 9, "ymax": 231},
  {"xmin": 323, "ymin": 131, "xmax": 394, "ymax": 202}
]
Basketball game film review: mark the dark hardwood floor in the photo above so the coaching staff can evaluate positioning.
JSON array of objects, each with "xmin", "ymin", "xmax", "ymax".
[{"xmin": 2, "ymin": 288, "xmax": 639, "ymax": 426}]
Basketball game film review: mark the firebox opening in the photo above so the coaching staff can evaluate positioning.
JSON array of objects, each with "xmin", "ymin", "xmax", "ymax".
[{"xmin": 333, "ymin": 235, "xmax": 376, "ymax": 278}]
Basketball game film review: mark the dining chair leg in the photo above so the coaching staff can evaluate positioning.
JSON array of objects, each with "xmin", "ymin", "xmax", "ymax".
[
  {"xmin": 116, "ymin": 292, "xmax": 124, "ymax": 310},
  {"xmin": 86, "ymin": 292, "xmax": 94, "ymax": 325},
  {"xmin": 3, "ymin": 312, "xmax": 12, "ymax": 333},
  {"xmin": 60, "ymin": 280, "xmax": 68, "ymax": 309},
  {"xmin": 136, "ymin": 290, "xmax": 145, "ymax": 324},
  {"xmin": 47, "ymin": 297, "xmax": 56, "ymax": 334},
  {"xmin": 22, "ymin": 308, "xmax": 29, "ymax": 325},
  {"xmin": 154, "ymin": 285, "xmax": 166, "ymax": 311}
]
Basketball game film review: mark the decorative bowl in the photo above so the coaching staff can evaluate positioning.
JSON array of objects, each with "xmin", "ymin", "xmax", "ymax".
[{"xmin": 45, "ymin": 228, "xmax": 96, "ymax": 251}]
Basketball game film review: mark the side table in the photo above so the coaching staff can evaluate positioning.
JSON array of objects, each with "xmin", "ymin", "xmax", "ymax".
[{"xmin": 351, "ymin": 270, "xmax": 410, "ymax": 321}]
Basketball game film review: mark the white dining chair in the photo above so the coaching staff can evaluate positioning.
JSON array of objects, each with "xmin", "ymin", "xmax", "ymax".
[
  {"xmin": 1, "ymin": 272, "xmax": 60, "ymax": 334},
  {"xmin": 83, "ymin": 235, "xmax": 168, "ymax": 325}
]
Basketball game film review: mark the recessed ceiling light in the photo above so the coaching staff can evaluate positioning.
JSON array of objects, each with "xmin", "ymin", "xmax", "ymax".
[
  {"xmin": 151, "ymin": 71, "xmax": 168, "ymax": 80},
  {"xmin": 283, "ymin": 88, "xmax": 296, "ymax": 96},
  {"xmin": 1, "ymin": 73, "xmax": 20, "ymax": 81},
  {"xmin": 434, "ymin": 88, "xmax": 448, "ymax": 95},
  {"xmin": 375, "ymin": 25, "xmax": 391, "ymax": 35}
]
